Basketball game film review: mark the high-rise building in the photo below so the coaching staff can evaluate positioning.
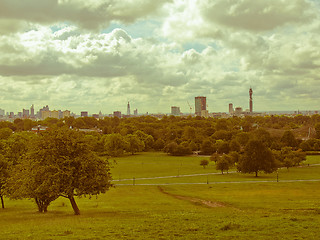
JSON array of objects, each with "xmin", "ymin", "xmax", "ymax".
[
  {"xmin": 134, "ymin": 109, "xmax": 138, "ymax": 116},
  {"xmin": 113, "ymin": 111, "xmax": 121, "ymax": 118},
  {"xmin": 30, "ymin": 104, "xmax": 35, "ymax": 118},
  {"xmin": 81, "ymin": 111, "xmax": 88, "ymax": 117},
  {"xmin": 41, "ymin": 110, "xmax": 51, "ymax": 119},
  {"xmin": 195, "ymin": 96, "xmax": 206, "ymax": 116},
  {"xmin": 229, "ymin": 103, "xmax": 234, "ymax": 114},
  {"xmin": 23, "ymin": 109, "xmax": 29, "ymax": 118},
  {"xmin": 127, "ymin": 102, "xmax": 130, "ymax": 115},
  {"xmin": 51, "ymin": 110, "xmax": 59, "ymax": 119},
  {"xmin": 171, "ymin": 106, "xmax": 181, "ymax": 116},
  {"xmin": 249, "ymin": 88, "xmax": 253, "ymax": 113},
  {"xmin": 0, "ymin": 108, "xmax": 4, "ymax": 116},
  {"xmin": 62, "ymin": 110, "xmax": 70, "ymax": 118}
]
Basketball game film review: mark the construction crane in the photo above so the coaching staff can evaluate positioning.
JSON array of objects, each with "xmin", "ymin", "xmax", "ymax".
[{"xmin": 187, "ymin": 101, "xmax": 193, "ymax": 115}]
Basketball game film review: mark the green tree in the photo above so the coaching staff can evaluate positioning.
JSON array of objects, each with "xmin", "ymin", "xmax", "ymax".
[
  {"xmin": 0, "ymin": 128, "xmax": 13, "ymax": 140},
  {"xmin": 9, "ymin": 128, "xmax": 112, "ymax": 215},
  {"xmin": 229, "ymin": 139, "xmax": 241, "ymax": 152},
  {"xmin": 125, "ymin": 134, "xmax": 145, "ymax": 154},
  {"xmin": 0, "ymin": 155, "xmax": 8, "ymax": 208},
  {"xmin": 216, "ymin": 155, "xmax": 231, "ymax": 174},
  {"xmin": 153, "ymin": 138, "xmax": 165, "ymax": 151},
  {"xmin": 210, "ymin": 152, "xmax": 220, "ymax": 164},
  {"xmin": 315, "ymin": 122, "xmax": 320, "ymax": 139},
  {"xmin": 103, "ymin": 133, "xmax": 128, "ymax": 157},
  {"xmin": 281, "ymin": 130, "xmax": 297, "ymax": 148},
  {"xmin": 200, "ymin": 139, "xmax": 214, "ymax": 155},
  {"xmin": 200, "ymin": 159, "xmax": 209, "ymax": 169},
  {"xmin": 238, "ymin": 140, "xmax": 277, "ymax": 177}
]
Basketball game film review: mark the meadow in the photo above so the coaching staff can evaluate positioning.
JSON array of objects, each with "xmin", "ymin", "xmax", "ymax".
[{"xmin": 1, "ymin": 152, "xmax": 320, "ymax": 239}]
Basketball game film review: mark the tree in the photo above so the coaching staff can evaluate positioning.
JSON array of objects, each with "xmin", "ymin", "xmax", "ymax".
[
  {"xmin": 229, "ymin": 139, "xmax": 241, "ymax": 152},
  {"xmin": 125, "ymin": 134, "xmax": 145, "ymax": 154},
  {"xmin": 103, "ymin": 133, "xmax": 128, "ymax": 157},
  {"xmin": 200, "ymin": 139, "xmax": 214, "ymax": 155},
  {"xmin": 210, "ymin": 152, "xmax": 220, "ymax": 164},
  {"xmin": 216, "ymin": 155, "xmax": 231, "ymax": 174},
  {"xmin": 0, "ymin": 155, "xmax": 8, "ymax": 208},
  {"xmin": 0, "ymin": 128, "xmax": 13, "ymax": 140},
  {"xmin": 200, "ymin": 159, "xmax": 209, "ymax": 169},
  {"xmin": 238, "ymin": 140, "xmax": 277, "ymax": 177},
  {"xmin": 281, "ymin": 130, "xmax": 297, "ymax": 148},
  {"xmin": 8, "ymin": 128, "xmax": 112, "ymax": 215},
  {"xmin": 153, "ymin": 138, "xmax": 165, "ymax": 151}
]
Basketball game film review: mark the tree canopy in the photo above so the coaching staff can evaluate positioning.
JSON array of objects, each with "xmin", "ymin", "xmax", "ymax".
[{"xmin": 238, "ymin": 140, "xmax": 277, "ymax": 177}]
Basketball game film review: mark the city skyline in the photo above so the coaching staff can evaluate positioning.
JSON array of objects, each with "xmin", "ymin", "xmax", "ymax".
[{"xmin": 1, "ymin": 1, "xmax": 320, "ymax": 113}]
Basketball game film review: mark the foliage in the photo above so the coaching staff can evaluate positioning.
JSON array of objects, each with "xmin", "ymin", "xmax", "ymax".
[
  {"xmin": 200, "ymin": 139, "xmax": 214, "ymax": 155},
  {"xmin": 216, "ymin": 155, "xmax": 232, "ymax": 174},
  {"xmin": 200, "ymin": 159, "xmax": 209, "ymax": 169},
  {"xmin": 238, "ymin": 140, "xmax": 277, "ymax": 177},
  {"xmin": 125, "ymin": 134, "xmax": 145, "ymax": 154},
  {"xmin": 8, "ymin": 128, "xmax": 112, "ymax": 215},
  {"xmin": 281, "ymin": 130, "xmax": 297, "ymax": 148},
  {"xmin": 103, "ymin": 133, "xmax": 128, "ymax": 157}
]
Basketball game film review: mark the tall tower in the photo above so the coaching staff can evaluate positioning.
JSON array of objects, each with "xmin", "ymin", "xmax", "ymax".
[
  {"xmin": 127, "ymin": 101, "xmax": 130, "ymax": 115},
  {"xmin": 249, "ymin": 88, "xmax": 253, "ymax": 113},
  {"xmin": 229, "ymin": 103, "xmax": 234, "ymax": 114},
  {"xmin": 195, "ymin": 96, "xmax": 206, "ymax": 116},
  {"xmin": 30, "ymin": 104, "xmax": 35, "ymax": 118}
]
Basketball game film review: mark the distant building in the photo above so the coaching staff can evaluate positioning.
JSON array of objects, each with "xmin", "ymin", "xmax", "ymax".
[
  {"xmin": 229, "ymin": 103, "xmax": 234, "ymax": 114},
  {"xmin": 0, "ymin": 109, "xmax": 4, "ymax": 117},
  {"xmin": 235, "ymin": 107, "xmax": 243, "ymax": 115},
  {"xmin": 31, "ymin": 125, "xmax": 49, "ymax": 133},
  {"xmin": 39, "ymin": 105, "xmax": 49, "ymax": 119},
  {"xmin": 30, "ymin": 104, "xmax": 35, "ymax": 118},
  {"xmin": 171, "ymin": 106, "xmax": 181, "ymax": 116},
  {"xmin": 41, "ymin": 110, "xmax": 51, "ymax": 119},
  {"xmin": 201, "ymin": 110, "xmax": 209, "ymax": 118},
  {"xmin": 51, "ymin": 110, "xmax": 59, "ymax": 119},
  {"xmin": 62, "ymin": 110, "xmax": 70, "ymax": 118},
  {"xmin": 127, "ymin": 102, "xmax": 130, "ymax": 115},
  {"xmin": 92, "ymin": 114, "xmax": 99, "ymax": 119},
  {"xmin": 195, "ymin": 96, "xmax": 206, "ymax": 116},
  {"xmin": 249, "ymin": 88, "xmax": 253, "ymax": 113},
  {"xmin": 134, "ymin": 109, "xmax": 138, "ymax": 116},
  {"xmin": 81, "ymin": 111, "xmax": 88, "ymax": 117},
  {"xmin": 23, "ymin": 109, "xmax": 29, "ymax": 118},
  {"xmin": 113, "ymin": 111, "xmax": 121, "ymax": 118}
]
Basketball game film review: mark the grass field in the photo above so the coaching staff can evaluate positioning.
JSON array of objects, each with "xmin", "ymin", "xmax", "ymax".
[{"xmin": 1, "ymin": 152, "xmax": 320, "ymax": 239}]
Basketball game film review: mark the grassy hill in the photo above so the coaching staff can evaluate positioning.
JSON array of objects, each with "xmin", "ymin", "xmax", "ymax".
[{"xmin": 1, "ymin": 152, "xmax": 320, "ymax": 239}]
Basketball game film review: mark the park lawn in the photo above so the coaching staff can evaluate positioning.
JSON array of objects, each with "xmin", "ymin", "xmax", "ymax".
[
  {"xmin": 1, "ymin": 152, "xmax": 320, "ymax": 239},
  {"xmin": 1, "ymin": 183, "xmax": 320, "ymax": 240},
  {"xmin": 110, "ymin": 152, "xmax": 212, "ymax": 180}
]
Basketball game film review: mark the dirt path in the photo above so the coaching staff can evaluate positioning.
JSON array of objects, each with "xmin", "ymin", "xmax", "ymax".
[{"xmin": 158, "ymin": 186, "xmax": 225, "ymax": 208}]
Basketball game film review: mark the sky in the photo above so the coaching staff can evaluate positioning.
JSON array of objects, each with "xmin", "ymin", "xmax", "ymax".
[{"xmin": 1, "ymin": 0, "xmax": 320, "ymax": 115}]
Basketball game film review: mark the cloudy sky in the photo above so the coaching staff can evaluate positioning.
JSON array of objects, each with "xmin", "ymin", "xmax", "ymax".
[{"xmin": 1, "ymin": 0, "xmax": 320, "ymax": 115}]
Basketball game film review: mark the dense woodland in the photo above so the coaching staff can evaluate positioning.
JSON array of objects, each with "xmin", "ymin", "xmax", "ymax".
[{"xmin": 1, "ymin": 114, "xmax": 320, "ymax": 213}]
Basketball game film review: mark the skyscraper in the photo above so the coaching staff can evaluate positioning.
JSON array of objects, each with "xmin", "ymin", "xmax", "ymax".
[
  {"xmin": 195, "ymin": 96, "xmax": 206, "ymax": 116},
  {"xmin": 171, "ymin": 106, "xmax": 180, "ymax": 116},
  {"xmin": 30, "ymin": 104, "xmax": 35, "ymax": 118},
  {"xmin": 249, "ymin": 88, "xmax": 253, "ymax": 113},
  {"xmin": 229, "ymin": 103, "xmax": 234, "ymax": 114},
  {"xmin": 127, "ymin": 102, "xmax": 130, "ymax": 115}
]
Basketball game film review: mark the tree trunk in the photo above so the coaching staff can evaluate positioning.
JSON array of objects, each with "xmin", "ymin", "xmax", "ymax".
[
  {"xmin": 69, "ymin": 196, "xmax": 80, "ymax": 215},
  {"xmin": 255, "ymin": 171, "xmax": 258, "ymax": 177},
  {"xmin": 0, "ymin": 195, "xmax": 4, "ymax": 209}
]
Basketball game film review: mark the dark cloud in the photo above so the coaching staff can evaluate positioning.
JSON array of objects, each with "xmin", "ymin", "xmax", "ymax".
[
  {"xmin": 201, "ymin": 0, "xmax": 314, "ymax": 32},
  {"xmin": 0, "ymin": 0, "xmax": 171, "ymax": 31}
]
